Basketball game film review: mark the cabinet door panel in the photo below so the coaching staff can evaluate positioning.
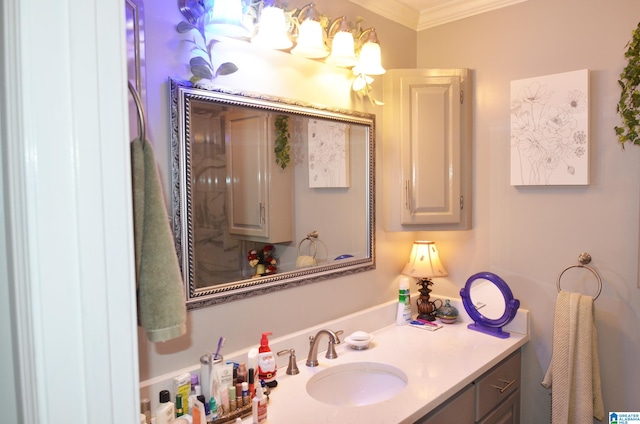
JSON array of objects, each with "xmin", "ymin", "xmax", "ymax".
[
  {"xmin": 416, "ymin": 384, "xmax": 475, "ymax": 424},
  {"xmin": 404, "ymin": 76, "xmax": 461, "ymax": 225},
  {"xmin": 478, "ymin": 390, "xmax": 520, "ymax": 424},
  {"xmin": 226, "ymin": 112, "xmax": 269, "ymax": 237},
  {"xmin": 383, "ymin": 68, "xmax": 471, "ymax": 231}
]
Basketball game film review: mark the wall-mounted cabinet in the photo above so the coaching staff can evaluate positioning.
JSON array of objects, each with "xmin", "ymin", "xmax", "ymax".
[
  {"xmin": 226, "ymin": 111, "xmax": 293, "ymax": 243},
  {"xmin": 383, "ymin": 68, "xmax": 472, "ymax": 231}
]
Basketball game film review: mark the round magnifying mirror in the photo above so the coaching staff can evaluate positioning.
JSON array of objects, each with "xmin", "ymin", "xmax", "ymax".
[{"xmin": 460, "ymin": 272, "xmax": 520, "ymax": 339}]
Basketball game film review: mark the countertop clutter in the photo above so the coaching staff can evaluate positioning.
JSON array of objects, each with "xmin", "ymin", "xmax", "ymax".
[{"xmin": 240, "ymin": 310, "xmax": 529, "ymax": 424}]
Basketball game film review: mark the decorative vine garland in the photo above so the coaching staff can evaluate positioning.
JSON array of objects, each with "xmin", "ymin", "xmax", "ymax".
[
  {"xmin": 274, "ymin": 115, "xmax": 291, "ymax": 169},
  {"xmin": 615, "ymin": 21, "xmax": 640, "ymax": 148}
]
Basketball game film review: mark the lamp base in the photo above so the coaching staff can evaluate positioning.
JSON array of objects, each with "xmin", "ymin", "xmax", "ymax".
[{"xmin": 417, "ymin": 313, "xmax": 436, "ymax": 322}]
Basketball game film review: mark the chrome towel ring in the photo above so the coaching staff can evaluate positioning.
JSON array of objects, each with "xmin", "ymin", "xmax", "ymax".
[{"xmin": 556, "ymin": 252, "xmax": 602, "ymax": 300}]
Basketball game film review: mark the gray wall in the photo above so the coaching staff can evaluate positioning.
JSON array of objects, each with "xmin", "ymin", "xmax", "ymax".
[{"xmin": 416, "ymin": 1, "xmax": 640, "ymax": 422}]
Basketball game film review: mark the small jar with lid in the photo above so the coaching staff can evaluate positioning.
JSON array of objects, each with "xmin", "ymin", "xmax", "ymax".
[{"xmin": 436, "ymin": 299, "xmax": 459, "ymax": 324}]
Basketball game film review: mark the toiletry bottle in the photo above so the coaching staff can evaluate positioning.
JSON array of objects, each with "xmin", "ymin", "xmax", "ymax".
[
  {"xmin": 175, "ymin": 394, "xmax": 184, "ymax": 417},
  {"xmin": 141, "ymin": 398, "xmax": 151, "ymax": 424},
  {"xmin": 200, "ymin": 353, "xmax": 212, "ymax": 404},
  {"xmin": 228, "ymin": 386, "xmax": 237, "ymax": 412},
  {"xmin": 396, "ymin": 276, "xmax": 412, "ymax": 325},
  {"xmin": 190, "ymin": 373, "xmax": 199, "ymax": 396},
  {"xmin": 191, "ymin": 395, "xmax": 206, "ymax": 424},
  {"xmin": 252, "ymin": 384, "xmax": 267, "ymax": 423},
  {"xmin": 172, "ymin": 373, "xmax": 191, "ymax": 416},
  {"xmin": 237, "ymin": 362, "xmax": 247, "ymax": 383},
  {"xmin": 257, "ymin": 332, "xmax": 277, "ymax": 388},
  {"xmin": 156, "ymin": 390, "xmax": 176, "ymax": 424},
  {"xmin": 209, "ymin": 396, "xmax": 219, "ymax": 421},
  {"xmin": 241, "ymin": 381, "xmax": 249, "ymax": 407},
  {"xmin": 248, "ymin": 368, "xmax": 255, "ymax": 397}
]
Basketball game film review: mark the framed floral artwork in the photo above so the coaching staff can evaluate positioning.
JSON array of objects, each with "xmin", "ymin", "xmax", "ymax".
[
  {"xmin": 308, "ymin": 119, "xmax": 350, "ymax": 188},
  {"xmin": 510, "ymin": 69, "xmax": 590, "ymax": 186}
]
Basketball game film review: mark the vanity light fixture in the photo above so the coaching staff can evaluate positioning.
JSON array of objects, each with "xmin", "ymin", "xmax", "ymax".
[
  {"xmin": 250, "ymin": 0, "xmax": 293, "ymax": 50},
  {"xmin": 402, "ymin": 241, "xmax": 448, "ymax": 321},
  {"xmin": 200, "ymin": 1, "xmax": 385, "ymax": 103}
]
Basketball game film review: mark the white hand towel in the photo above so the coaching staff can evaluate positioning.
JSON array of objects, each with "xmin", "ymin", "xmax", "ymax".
[{"xmin": 542, "ymin": 291, "xmax": 604, "ymax": 423}]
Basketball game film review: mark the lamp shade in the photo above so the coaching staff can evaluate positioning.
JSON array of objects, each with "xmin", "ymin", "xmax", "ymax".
[
  {"xmin": 251, "ymin": 5, "xmax": 293, "ymax": 50},
  {"xmin": 291, "ymin": 3, "xmax": 328, "ymax": 59},
  {"xmin": 401, "ymin": 241, "xmax": 448, "ymax": 278},
  {"xmin": 353, "ymin": 28, "xmax": 385, "ymax": 75},
  {"xmin": 206, "ymin": 0, "xmax": 249, "ymax": 38},
  {"xmin": 326, "ymin": 17, "xmax": 356, "ymax": 67}
]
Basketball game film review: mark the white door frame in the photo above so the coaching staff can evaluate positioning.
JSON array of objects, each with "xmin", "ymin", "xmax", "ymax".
[{"xmin": 1, "ymin": 0, "xmax": 139, "ymax": 422}]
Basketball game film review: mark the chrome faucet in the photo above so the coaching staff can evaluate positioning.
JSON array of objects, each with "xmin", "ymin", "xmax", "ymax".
[{"xmin": 306, "ymin": 329, "xmax": 339, "ymax": 367}]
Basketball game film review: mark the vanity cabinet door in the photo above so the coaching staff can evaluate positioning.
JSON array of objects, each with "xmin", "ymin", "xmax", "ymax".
[
  {"xmin": 477, "ymin": 389, "xmax": 520, "ymax": 424},
  {"xmin": 383, "ymin": 69, "xmax": 472, "ymax": 231},
  {"xmin": 475, "ymin": 350, "xmax": 521, "ymax": 423},
  {"xmin": 226, "ymin": 111, "xmax": 293, "ymax": 243},
  {"xmin": 415, "ymin": 383, "xmax": 475, "ymax": 424}
]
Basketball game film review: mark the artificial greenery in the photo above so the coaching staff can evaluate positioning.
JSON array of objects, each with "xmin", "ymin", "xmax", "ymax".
[
  {"xmin": 615, "ymin": 21, "xmax": 640, "ymax": 148},
  {"xmin": 176, "ymin": 0, "xmax": 238, "ymax": 83},
  {"xmin": 274, "ymin": 115, "xmax": 291, "ymax": 170}
]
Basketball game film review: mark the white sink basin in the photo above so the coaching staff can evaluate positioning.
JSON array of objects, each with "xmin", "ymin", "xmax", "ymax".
[{"xmin": 306, "ymin": 362, "xmax": 408, "ymax": 406}]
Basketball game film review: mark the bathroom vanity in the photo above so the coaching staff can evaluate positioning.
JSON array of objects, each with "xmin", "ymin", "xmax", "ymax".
[
  {"xmin": 232, "ymin": 298, "xmax": 528, "ymax": 424},
  {"xmin": 140, "ymin": 297, "xmax": 528, "ymax": 423}
]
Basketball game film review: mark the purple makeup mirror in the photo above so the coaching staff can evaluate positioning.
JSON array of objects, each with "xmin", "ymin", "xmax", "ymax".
[{"xmin": 460, "ymin": 272, "xmax": 520, "ymax": 339}]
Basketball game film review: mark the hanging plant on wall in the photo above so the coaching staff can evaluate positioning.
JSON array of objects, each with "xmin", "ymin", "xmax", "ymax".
[
  {"xmin": 615, "ymin": 21, "xmax": 640, "ymax": 148},
  {"xmin": 176, "ymin": 0, "xmax": 238, "ymax": 85},
  {"xmin": 274, "ymin": 115, "xmax": 291, "ymax": 170}
]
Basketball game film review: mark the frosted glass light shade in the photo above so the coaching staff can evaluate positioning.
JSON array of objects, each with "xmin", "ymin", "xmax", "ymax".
[
  {"xmin": 291, "ymin": 19, "xmax": 328, "ymax": 59},
  {"xmin": 353, "ymin": 41, "xmax": 385, "ymax": 75},
  {"xmin": 251, "ymin": 6, "xmax": 292, "ymax": 50},
  {"xmin": 402, "ymin": 241, "xmax": 448, "ymax": 278},
  {"xmin": 207, "ymin": 0, "xmax": 248, "ymax": 38},
  {"xmin": 326, "ymin": 30, "xmax": 356, "ymax": 67}
]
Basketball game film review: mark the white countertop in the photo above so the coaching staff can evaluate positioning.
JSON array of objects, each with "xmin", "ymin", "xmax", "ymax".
[{"xmin": 243, "ymin": 319, "xmax": 529, "ymax": 424}]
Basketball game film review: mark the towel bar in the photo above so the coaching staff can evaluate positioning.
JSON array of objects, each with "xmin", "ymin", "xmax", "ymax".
[
  {"xmin": 556, "ymin": 252, "xmax": 602, "ymax": 300},
  {"xmin": 128, "ymin": 80, "xmax": 147, "ymax": 143}
]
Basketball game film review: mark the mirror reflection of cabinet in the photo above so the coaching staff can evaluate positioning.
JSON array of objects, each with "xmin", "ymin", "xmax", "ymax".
[
  {"xmin": 226, "ymin": 110, "xmax": 293, "ymax": 243},
  {"xmin": 383, "ymin": 68, "xmax": 472, "ymax": 231}
]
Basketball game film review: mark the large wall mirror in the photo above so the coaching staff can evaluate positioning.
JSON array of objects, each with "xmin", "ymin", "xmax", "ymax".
[{"xmin": 170, "ymin": 78, "xmax": 375, "ymax": 309}]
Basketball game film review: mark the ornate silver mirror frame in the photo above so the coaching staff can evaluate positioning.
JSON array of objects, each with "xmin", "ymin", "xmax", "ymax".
[{"xmin": 169, "ymin": 78, "xmax": 376, "ymax": 309}]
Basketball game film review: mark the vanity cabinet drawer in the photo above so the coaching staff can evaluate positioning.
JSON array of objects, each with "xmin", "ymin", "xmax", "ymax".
[{"xmin": 475, "ymin": 350, "xmax": 521, "ymax": 421}]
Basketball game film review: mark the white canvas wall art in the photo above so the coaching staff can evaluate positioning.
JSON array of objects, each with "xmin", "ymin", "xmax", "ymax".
[
  {"xmin": 510, "ymin": 69, "xmax": 590, "ymax": 186},
  {"xmin": 308, "ymin": 119, "xmax": 350, "ymax": 188}
]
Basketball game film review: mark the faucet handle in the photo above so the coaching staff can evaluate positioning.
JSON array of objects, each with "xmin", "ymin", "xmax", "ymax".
[
  {"xmin": 325, "ymin": 338, "xmax": 338, "ymax": 360},
  {"xmin": 333, "ymin": 329, "xmax": 344, "ymax": 344},
  {"xmin": 277, "ymin": 348, "xmax": 300, "ymax": 375}
]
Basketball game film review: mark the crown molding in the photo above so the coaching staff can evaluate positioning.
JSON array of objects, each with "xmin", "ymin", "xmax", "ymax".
[
  {"xmin": 349, "ymin": 0, "xmax": 527, "ymax": 31},
  {"xmin": 347, "ymin": 0, "xmax": 419, "ymax": 30}
]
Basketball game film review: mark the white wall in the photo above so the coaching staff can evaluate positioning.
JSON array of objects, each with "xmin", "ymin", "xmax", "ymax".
[{"xmin": 416, "ymin": 1, "xmax": 640, "ymax": 422}]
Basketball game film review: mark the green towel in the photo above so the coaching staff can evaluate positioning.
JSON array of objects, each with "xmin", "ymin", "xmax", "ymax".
[{"xmin": 131, "ymin": 138, "xmax": 186, "ymax": 342}]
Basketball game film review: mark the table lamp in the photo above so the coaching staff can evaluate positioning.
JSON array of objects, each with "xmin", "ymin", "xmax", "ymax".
[{"xmin": 401, "ymin": 241, "xmax": 448, "ymax": 321}]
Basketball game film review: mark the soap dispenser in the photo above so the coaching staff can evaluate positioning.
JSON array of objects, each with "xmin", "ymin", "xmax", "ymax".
[{"xmin": 257, "ymin": 332, "xmax": 278, "ymax": 388}]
